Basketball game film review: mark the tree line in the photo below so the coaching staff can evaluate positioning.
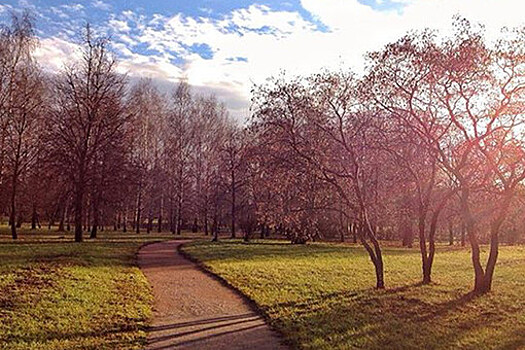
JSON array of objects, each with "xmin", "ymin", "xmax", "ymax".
[
  {"xmin": 2, "ymin": 12, "xmax": 525, "ymax": 295},
  {"xmin": 0, "ymin": 13, "xmax": 241, "ymax": 243}
]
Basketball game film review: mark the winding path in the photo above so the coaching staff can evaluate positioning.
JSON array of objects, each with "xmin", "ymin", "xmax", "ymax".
[{"xmin": 138, "ymin": 240, "xmax": 287, "ymax": 350}]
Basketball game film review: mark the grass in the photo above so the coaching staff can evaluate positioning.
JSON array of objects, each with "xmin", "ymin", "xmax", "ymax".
[
  {"xmin": 0, "ymin": 226, "xmax": 196, "ymax": 350},
  {"xmin": 182, "ymin": 240, "xmax": 525, "ymax": 350}
]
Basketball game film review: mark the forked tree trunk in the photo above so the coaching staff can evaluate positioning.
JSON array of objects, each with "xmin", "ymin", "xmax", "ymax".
[
  {"xmin": 461, "ymin": 188, "xmax": 511, "ymax": 294},
  {"xmin": 357, "ymin": 220, "xmax": 385, "ymax": 289}
]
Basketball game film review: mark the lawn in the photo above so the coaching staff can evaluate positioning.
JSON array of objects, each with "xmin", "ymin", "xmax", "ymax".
[
  {"xmin": 182, "ymin": 240, "xmax": 525, "ymax": 350},
  {"xmin": 0, "ymin": 227, "xmax": 186, "ymax": 350}
]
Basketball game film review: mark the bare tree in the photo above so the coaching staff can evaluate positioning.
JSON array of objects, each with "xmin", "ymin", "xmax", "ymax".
[
  {"xmin": 367, "ymin": 19, "xmax": 525, "ymax": 293},
  {"xmin": 47, "ymin": 24, "xmax": 126, "ymax": 242},
  {"xmin": 0, "ymin": 11, "xmax": 44, "ymax": 239}
]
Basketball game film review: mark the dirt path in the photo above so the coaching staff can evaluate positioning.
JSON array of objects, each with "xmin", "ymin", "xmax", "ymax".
[{"xmin": 138, "ymin": 240, "xmax": 287, "ymax": 350}]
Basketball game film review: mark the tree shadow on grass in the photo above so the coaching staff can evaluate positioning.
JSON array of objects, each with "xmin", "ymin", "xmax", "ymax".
[{"xmin": 269, "ymin": 283, "xmax": 525, "ymax": 350}]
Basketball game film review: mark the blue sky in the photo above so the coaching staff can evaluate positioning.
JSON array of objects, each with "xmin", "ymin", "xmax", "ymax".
[{"xmin": 1, "ymin": 0, "xmax": 523, "ymax": 118}]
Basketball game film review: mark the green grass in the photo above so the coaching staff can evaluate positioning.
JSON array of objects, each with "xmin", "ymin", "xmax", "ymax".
[
  {"xmin": 182, "ymin": 240, "xmax": 525, "ymax": 350},
  {"xmin": 0, "ymin": 226, "xmax": 195, "ymax": 350}
]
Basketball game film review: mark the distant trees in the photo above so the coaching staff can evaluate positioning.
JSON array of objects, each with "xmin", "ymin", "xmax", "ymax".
[
  {"xmin": 127, "ymin": 79, "xmax": 165, "ymax": 234},
  {"xmin": 221, "ymin": 124, "xmax": 248, "ymax": 239},
  {"xmin": 0, "ymin": 13, "xmax": 243, "ymax": 242}
]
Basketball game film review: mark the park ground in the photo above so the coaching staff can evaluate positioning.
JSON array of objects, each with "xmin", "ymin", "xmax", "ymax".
[
  {"xmin": 182, "ymin": 240, "xmax": 525, "ymax": 350},
  {"xmin": 1, "ymin": 229, "xmax": 525, "ymax": 349},
  {"xmin": 0, "ymin": 227, "xmax": 199, "ymax": 350}
]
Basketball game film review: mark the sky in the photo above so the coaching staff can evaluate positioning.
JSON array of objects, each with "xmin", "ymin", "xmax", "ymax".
[{"xmin": 1, "ymin": 0, "xmax": 525, "ymax": 119}]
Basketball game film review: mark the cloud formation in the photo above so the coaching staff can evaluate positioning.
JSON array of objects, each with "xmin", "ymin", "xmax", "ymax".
[{"xmin": 9, "ymin": 0, "xmax": 525, "ymax": 119}]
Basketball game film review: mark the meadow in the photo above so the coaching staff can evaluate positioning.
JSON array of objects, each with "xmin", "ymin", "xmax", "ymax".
[
  {"xmin": 182, "ymin": 240, "xmax": 525, "ymax": 350},
  {"xmin": 0, "ymin": 227, "xmax": 181, "ymax": 350}
]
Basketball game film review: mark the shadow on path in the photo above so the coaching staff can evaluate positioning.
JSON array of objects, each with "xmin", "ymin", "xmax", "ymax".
[{"xmin": 138, "ymin": 240, "xmax": 287, "ymax": 350}]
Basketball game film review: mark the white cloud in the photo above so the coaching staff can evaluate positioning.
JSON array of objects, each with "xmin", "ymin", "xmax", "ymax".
[
  {"xmin": 50, "ymin": 7, "xmax": 69, "ymax": 19},
  {"xmin": 199, "ymin": 7, "xmax": 213, "ymax": 15},
  {"xmin": 34, "ymin": 37, "xmax": 81, "ymax": 72},
  {"xmin": 92, "ymin": 0, "xmax": 111, "ymax": 11},
  {"xmin": 109, "ymin": 19, "xmax": 131, "ymax": 32},
  {"xmin": 32, "ymin": 0, "xmax": 525, "ymax": 120},
  {"xmin": 61, "ymin": 4, "xmax": 84, "ymax": 11},
  {"xmin": 116, "ymin": 53, "xmax": 183, "ymax": 83}
]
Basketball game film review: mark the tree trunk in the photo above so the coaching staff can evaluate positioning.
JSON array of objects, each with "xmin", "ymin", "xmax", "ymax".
[
  {"xmin": 135, "ymin": 183, "xmax": 142, "ymax": 234},
  {"xmin": 231, "ymin": 171, "xmax": 236, "ymax": 238},
  {"xmin": 58, "ymin": 204, "xmax": 65, "ymax": 232},
  {"xmin": 90, "ymin": 200, "xmax": 99, "ymax": 239},
  {"xmin": 357, "ymin": 219, "xmax": 385, "ymax": 289},
  {"xmin": 417, "ymin": 212, "xmax": 431, "ymax": 284},
  {"xmin": 31, "ymin": 203, "xmax": 37, "ymax": 230},
  {"xmin": 122, "ymin": 209, "xmax": 127, "ymax": 233},
  {"xmin": 74, "ymin": 184, "xmax": 84, "ymax": 242},
  {"xmin": 402, "ymin": 219, "xmax": 414, "ymax": 248},
  {"xmin": 176, "ymin": 198, "xmax": 182, "ymax": 235},
  {"xmin": 58, "ymin": 197, "xmax": 68, "ymax": 232},
  {"xmin": 475, "ymin": 193, "xmax": 512, "ymax": 294},
  {"xmin": 66, "ymin": 206, "xmax": 70, "ymax": 231},
  {"xmin": 147, "ymin": 210, "xmax": 152, "ymax": 234},
  {"xmin": 85, "ymin": 198, "xmax": 91, "ymax": 232},
  {"xmin": 192, "ymin": 218, "xmax": 198, "ymax": 233},
  {"xmin": 211, "ymin": 217, "xmax": 218, "ymax": 242},
  {"xmin": 460, "ymin": 190, "xmax": 485, "ymax": 294},
  {"xmin": 158, "ymin": 195, "xmax": 163, "ymax": 233},
  {"xmin": 169, "ymin": 195, "xmax": 174, "ymax": 233},
  {"xmin": 10, "ymin": 170, "xmax": 18, "ymax": 239},
  {"xmin": 461, "ymin": 222, "xmax": 466, "ymax": 247}
]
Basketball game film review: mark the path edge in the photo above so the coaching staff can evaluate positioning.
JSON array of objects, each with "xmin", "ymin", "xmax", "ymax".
[
  {"xmin": 177, "ymin": 241, "xmax": 291, "ymax": 349},
  {"xmin": 135, "ymin": 240, "xmax": 166, "ymax": 346}
]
